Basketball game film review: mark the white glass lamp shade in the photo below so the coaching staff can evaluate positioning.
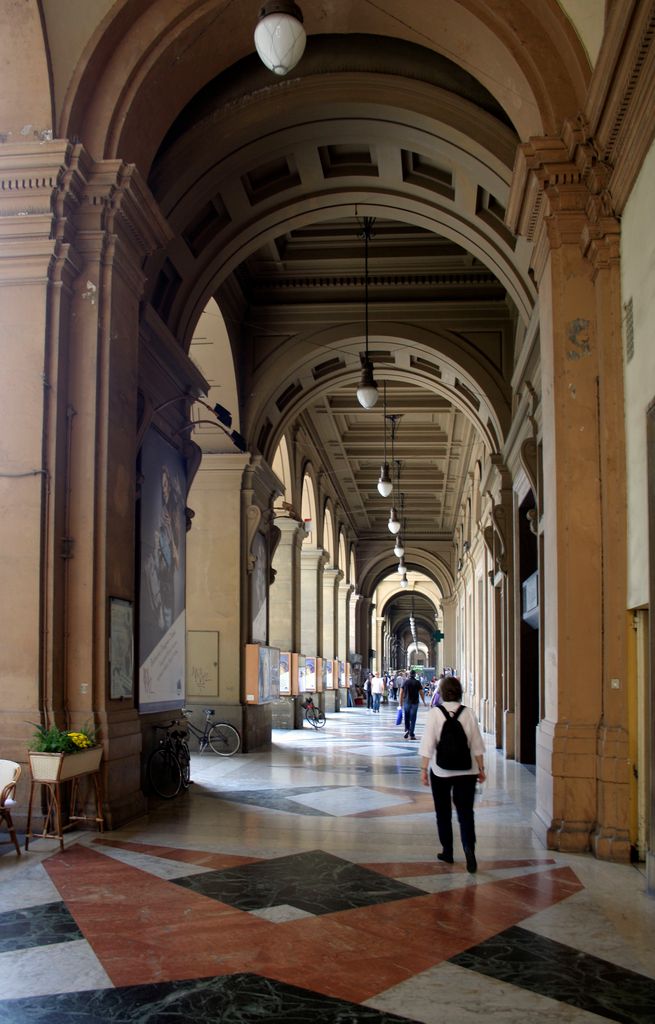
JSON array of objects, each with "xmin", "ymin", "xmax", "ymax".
[
  {"xmin": 387, "ymin": 507, "xmax": 401, "ymax": 534},
  {"xmin": 397, "ymin": 560, "xmax": 407, "ymax": 576},
  {"xmin": 400, "ymin": 577, "xmax": 409, "ymax": 588},
  {"xmin": 377, "ymin": 462, "xmax": 393, "ymax": 497},
  {"xmin": 393, "ymin": 537, "xmax": 404, "ymax": 558},
  {"xmin": 254, "ymin": 2, "xmax": 306, "ymax": 76},
  {"xmin": 356, "ymin": 361, "xmax": 379, "ymax": 408}
]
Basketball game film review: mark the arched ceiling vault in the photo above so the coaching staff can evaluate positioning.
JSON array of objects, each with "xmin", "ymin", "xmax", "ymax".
[
  {"xmin": 60, "ymin": 1, "xmax": 590, "ymax": 164},
  {"xmin": 360, "ymin": 552, "xmax": 454, "ymax": 599},
  {"xmin": 40, "ymin": 0, "xmax": 591, "ymax": 591}
]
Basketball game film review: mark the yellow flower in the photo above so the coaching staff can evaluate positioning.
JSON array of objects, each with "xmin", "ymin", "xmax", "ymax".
[{"xmin": 68, "ymin": 732, "xmax": 92, "ymax": 749}]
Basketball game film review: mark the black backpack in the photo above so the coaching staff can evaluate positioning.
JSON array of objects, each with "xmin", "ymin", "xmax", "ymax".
[{"xmin": 436, "ymin": 704, "xmax": 472, "ymax": 771}]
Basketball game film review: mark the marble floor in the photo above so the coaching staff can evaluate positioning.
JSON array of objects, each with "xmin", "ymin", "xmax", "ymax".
[{"xmin": 1, "ymin": 704, "xmax": 654, "ymax": 1023}]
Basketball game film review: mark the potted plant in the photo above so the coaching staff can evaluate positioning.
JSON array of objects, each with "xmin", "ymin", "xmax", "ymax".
[{"xmin": 28, "ymin": 722, "xmax": 102, "ymax": 782}]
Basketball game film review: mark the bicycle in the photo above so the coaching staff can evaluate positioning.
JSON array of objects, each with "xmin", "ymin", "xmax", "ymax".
[
  {"xmin": 300, "ymin": 695, "xmax": 326, "ymax": 729},
  {"xmin": 147, "ymin": 719, "xmax": 190, "ymax": 799},
  {"xmin": 181, "ymin": 707, "xmax": 241, "ymax": 756}
]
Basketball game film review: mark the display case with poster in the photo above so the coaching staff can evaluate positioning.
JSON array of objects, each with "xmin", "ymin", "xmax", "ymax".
[
  {"xmin": 338, "ymin": 660, "xmax": 346, "ymax": 688},
  {"xmin": 297, "ymin": 654, "xmax": 309, "ymax": 692},
  {"xmin": 323, "ymin": 659, "xmax": 335, "ymax": 690},
  {"xmin": 279, "ymin": 651, "xmax": 291, "ymax": 695},
  {"xmin": 291, "ymin": 653, "xmax": 302, "ymax": 694},
  {"xmin": 304, "ymin": 657, "xmax": 317, "ymax": 691},
  {"xmin": 244, "ymin": 644, "xmax": 281, "ymax": 704}
]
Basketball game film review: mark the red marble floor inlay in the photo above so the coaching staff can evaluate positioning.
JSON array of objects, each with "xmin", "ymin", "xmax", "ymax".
[
  {"xmin": 44, "ymin": 845, "xmax": 583, "ymax": 1002},
  {"xmin": 362, "ymin": 857, "xmax": 558, "ymax": 878},
  {"xmin": 93, "ymin": 837, "xmax": 259, "ymax": 869}
]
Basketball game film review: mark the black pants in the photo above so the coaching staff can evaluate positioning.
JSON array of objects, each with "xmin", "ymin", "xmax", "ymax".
[{"xmin": 429, "ymin": 772, "xmax": 477, "ymax": 855}]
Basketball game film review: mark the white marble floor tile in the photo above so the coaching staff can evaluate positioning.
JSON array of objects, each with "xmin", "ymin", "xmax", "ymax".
[
  {"xmin": 91, "ymin": 843, "xmax": 214, "ymax": 878},
  {"xmin": 0, "ymin": 940, "xmax": 113, "ymax": 1000},
  {"xmin": 365, "ymin": 960, "xmax": 617, "ymax": 1024},
  {"xmin": 522, "ymin": 887, "xmax": 655, "ymax": 979},
  {"xmin": 287, "ymin": 785, "xmax": 410, "ymax": 815},
  {"xmin": 0, "ymin": 860, "xmax": 65, "ymax": 912},
  {"xmin": 249, "ymin": 904, "xmax": 315, "ymax": 923}
]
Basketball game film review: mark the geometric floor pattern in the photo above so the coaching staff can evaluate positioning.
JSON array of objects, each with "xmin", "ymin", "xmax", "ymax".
[{"xmin": 2, "ymin": 704, "xmax": 654, "ymax": 1022}]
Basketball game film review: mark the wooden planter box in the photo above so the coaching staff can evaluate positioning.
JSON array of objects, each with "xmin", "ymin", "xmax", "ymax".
[{"xmin": 28, "ymin": 746, "xmax": 103, "ymax": 782}]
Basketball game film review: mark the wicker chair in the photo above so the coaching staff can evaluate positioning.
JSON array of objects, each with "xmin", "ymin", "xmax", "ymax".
[{"xmin": 0, "ymin": 759, "xmax": 21, "ymax": 856}]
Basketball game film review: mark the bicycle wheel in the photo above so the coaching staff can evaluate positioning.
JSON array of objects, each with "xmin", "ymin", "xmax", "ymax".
[
  {"xmin": 148, "ymin": 747, "xmax": 182, "ymax": 798},
  {"xmin": 208, "ymin": 722, "xmax": 241, "ymax": 756},
  {"xmin": 314, "ymin": 708, "xmax": 326, "ymax": 728},
  {"xmin": 176, "ymin": 739, "xmax": 191, "ymax": 788},
  {"xmin": 305, "ymin": 708, "xmax": 319, "ymax": 729}
]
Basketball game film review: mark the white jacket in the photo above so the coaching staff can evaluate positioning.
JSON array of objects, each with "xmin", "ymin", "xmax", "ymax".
[{"xmin": 418, "ymin": 701, "xmax": 485, "ymax": 777}]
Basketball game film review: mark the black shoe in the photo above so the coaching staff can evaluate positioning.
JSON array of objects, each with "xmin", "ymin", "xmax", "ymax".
[
  {"xmin": 464, "ymin": 847, "xmax": 477, "ymax": 874},
  {"xmin": 410, "ymin": 734, "xmax": 416, "ymax": 740},
  {"xmin": 437, "ymin": 852, "xmax": 454, "ymax": 864},
  {"xmin": 404, "ymin": 732, "xmax": 409, "ymax": 738}
]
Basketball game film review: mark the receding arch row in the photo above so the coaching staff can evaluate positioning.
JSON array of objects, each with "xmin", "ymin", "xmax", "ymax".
[
  {"xmin": 249, "ymin": 322, "xmax": 512, "ymax": 465},
  {"xmin": 359, "ymin": 549, "xmax": 455, "ymax": 601}
]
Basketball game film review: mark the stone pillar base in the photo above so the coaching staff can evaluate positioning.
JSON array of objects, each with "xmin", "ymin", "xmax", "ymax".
[
  {"xmin": 271, "ymin": 697, "xmax": 295, "ymax": 729},
  {"xmin": 322, "ymin": 691, "xmax": 337, "ymax": 713},
  {"xmin": 592, "ymin": 825, "xmax": 631, "ymax": 863},
  {"xmin": 503, "ymin": 709, "xmax": 515, "ymax": 759},
  {"xmin": 646, "ymin": 852, "xmax": 655, "ymax": 896},
  {"xmin": 242, "ymin": 703, "xmax": 272, "ymax": 752}
]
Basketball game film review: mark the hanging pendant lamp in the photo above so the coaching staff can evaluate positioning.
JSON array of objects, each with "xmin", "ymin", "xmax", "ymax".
[
  {"xmin": 254, "ymin": 1, "xmax": 306, "ymax": 76},
  {"xmin": 377, "ymin": 388, "xmax": 394, "ymax": 496},
  {"xmin": 356, "ymin": 217, "xmax": 379, "ymax": 409},
  {"xmin": 394, "ymin": 536, "xmax": 405, "ymax": 558}
]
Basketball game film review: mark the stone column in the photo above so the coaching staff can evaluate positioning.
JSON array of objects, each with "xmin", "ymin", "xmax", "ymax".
[
  {"xmin": 321, "ymin": 567, "xmax": 342, "ymax": 711},
  {"xmin": 321, "ymin": 568, "xmax": 342, "ymax": 662},
  {"xmin": 0, "ymin": 142, "xmax": 186, "ymax": 827},
  {"xmin": 186, "ymin": 453, "xmax": 250, "ymax": 710},
  {"xmin": 508, "ymin": 122, "xmax": 629, "ymax": 859},
  {"xmin": 269, "ymin": 516, "xmax": 304, "ymax": 653},
  {"xmin": 338, "ymin": 580, "xmax": 352, "ymax": 666},
  {"xmin": 300, "ymin": 547, "xmax": 327, "ymax": 657},
  {"xmin": 240, "ymin": 455, "xmax": 283, "ymax": 750}
]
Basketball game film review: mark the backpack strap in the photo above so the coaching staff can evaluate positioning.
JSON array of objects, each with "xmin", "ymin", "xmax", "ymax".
[{"xmin": 437, "ymin": 704, "xmax": 465, "ymax": 720}]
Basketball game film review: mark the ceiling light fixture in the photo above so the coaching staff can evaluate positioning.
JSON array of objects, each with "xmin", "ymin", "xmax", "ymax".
[
  {"xmin": 400, "ymin": 577, "xmax": 409, "ymax": 588},
  {"xmin": 398, "ymin": 558, "xmax": 407, "ymax": 576},
  {"xmin": 387, "ymin": 455, "xmax": 401, "ymax": 534},
  {"xmin": 377, "ymin": 384, "xmax": 394, "ymax": 496},
  {"xmin": 254, "ymin": 2, "xmax": 306, "ymax": 75},
  {"xmin": 394, "ymin": 492, "xmax": 405, "ymax": 557},
  {"xmin": 356, "ymin": 216, "xmax": 379, "ymax": 409}
]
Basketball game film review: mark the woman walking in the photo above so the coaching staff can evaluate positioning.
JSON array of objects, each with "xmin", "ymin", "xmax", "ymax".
[{"xmin": 419, "ymin": 675, "xmax": 486, "ymax": 872}]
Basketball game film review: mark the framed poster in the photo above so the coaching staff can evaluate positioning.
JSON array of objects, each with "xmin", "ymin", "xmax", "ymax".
[
  {"xmin": 279, "ymin": 651, "xmax": 291, "ymax": 694},
  {"xmin": 324, "ymin": 659, "xmax": 334, "ymax": 690},
  {"xmin": 138, "ymin": 428, "xmax": 187, "ymax": 712},
  {"xmin": 305, "ymin": 656, "xmax": 317, "ymax": 692},
  {"xmin": 109, "ymin": 598, "xmax": 134, "ymax": 699},
  {"xmin": 297, "ymin": 654, "xmax": 307, "ymax": 693}
]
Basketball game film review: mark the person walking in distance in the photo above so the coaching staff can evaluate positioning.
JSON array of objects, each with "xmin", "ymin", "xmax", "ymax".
[
  {"xmin": 419, "ymin": 675, "xmax": 486, "ymax": 873},
  {"xmin": 371, "ymin": 671, "xmax": 384, "ymax": 713},
  {"xmin": 398, "ymin": 669, "xmax": 426, "ymax": 740}
]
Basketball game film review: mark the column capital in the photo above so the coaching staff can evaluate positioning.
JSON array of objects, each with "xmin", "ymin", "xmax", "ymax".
[
  {"xmin": 323, "ymin": 566, "xmax": 344, "ymax": 585},
  {"xmin": 273, "ymin": 515, "xmax": 306, "ymax": 544},
  {"xmin": 301, "ymin": 546, "xmax": 329, "ymax": 570},
  {"xmin": 507, "ymin": 120, "xmax": 620, "ymax": 284}
]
